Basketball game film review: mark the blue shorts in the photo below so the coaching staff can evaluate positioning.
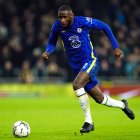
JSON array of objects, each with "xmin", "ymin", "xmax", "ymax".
[{"xmin": 73, "ymin": 58, "xmax": 100, "ymax": 92}]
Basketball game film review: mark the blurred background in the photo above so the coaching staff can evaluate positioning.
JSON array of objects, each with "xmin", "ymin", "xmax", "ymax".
[{"xmin": 0, "ymin": 0, "xmax": 140, "ymax": 97}]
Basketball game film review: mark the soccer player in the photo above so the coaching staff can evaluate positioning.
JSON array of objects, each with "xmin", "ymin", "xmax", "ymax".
[{"xmin": 42, "ymin": 5, "xmax": 135, "ymax": 133}]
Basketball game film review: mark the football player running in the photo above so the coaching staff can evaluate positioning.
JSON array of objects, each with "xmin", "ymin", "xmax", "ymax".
[{"xmin": 43, "ymin": 5, "xmax": 135, "ymax": 133}]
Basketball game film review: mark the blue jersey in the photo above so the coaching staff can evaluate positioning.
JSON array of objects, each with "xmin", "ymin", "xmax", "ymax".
[{"xmin": 46, "ymin": 16, "xmax": 119, "ymax": 70}]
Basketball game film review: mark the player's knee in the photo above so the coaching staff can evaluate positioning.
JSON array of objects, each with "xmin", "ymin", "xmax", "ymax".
[{"xmin": 73, "ymin": 81, "xmax": 83, "ymax": 90}]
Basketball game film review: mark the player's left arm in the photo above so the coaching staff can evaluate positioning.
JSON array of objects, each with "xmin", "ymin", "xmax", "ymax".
[
  {"xmin": 92, "ymin": 19, "xmax": 123, "ymax": 59},
  {"xmin": 83, "ymin": 17, "xmax": 123, "ymax": 59}
]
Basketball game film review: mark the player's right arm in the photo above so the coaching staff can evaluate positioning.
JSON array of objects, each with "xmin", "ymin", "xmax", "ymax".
[{"xmin": 42, "ymin": 21, "xmax": 59, "ymax": 60}]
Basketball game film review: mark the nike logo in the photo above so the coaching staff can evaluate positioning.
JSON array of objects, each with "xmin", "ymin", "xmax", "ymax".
[{"xmin": 62, "ymin": 30, "xmax": 66, "ymax": 33}]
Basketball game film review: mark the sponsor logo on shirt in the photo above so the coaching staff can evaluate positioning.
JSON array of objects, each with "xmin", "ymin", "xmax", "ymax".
[{"xmin": 69, "ymin": 35, "xmax": 81, "ymax": 48}]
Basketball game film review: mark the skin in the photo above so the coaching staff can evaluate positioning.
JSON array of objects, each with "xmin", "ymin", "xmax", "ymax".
[
  {"xmin": 42, "ymin": 10, "xmax": 124, "ymax": 103},
  {"xmin": 57, "ymin": 10, "xmax": 74, "ymax": 28}
]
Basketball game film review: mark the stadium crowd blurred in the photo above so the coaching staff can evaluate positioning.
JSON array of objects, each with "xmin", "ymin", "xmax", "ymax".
[{"xmin": 0, "ymin": 0, "xmax": 140, "ymax": 83}]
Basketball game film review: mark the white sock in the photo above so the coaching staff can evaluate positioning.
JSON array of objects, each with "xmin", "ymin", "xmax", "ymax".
[
  {"xmin": 101, "ymin": 94, "xmax": 125, "ymax": 109},
  {"xmin": 75, "ymin": 88, "xmax": 92, "ymax": 124}
]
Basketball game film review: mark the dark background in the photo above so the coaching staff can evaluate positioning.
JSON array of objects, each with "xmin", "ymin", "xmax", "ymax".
[{"xmin": 0, "ymin": 0, "xmax": 139, "ymax": 83}]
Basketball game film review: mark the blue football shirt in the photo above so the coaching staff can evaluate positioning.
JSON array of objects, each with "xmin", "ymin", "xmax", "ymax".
[{"xmin": 46, "ymin": 16, "xmax": 119, "ymax": 70}]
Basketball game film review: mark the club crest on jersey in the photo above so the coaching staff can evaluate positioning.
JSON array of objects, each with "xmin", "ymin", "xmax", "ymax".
[
  {"xmin": 69, "ymin": 35, "xmax": 81, "ymax": 48},
  {"xmin": 77, "ymin": 28, "xmax": 82, "ymax": 33}
]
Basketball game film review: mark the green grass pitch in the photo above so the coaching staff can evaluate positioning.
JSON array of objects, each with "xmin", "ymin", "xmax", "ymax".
[{"xmin": 0, "ymin": 94, "xmax": 140, "ymax": 140}]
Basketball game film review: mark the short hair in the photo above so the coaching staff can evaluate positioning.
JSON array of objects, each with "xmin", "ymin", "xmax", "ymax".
[{"xmin": 58, "ymin": 5, "xmax": 72, "ymax": 12}]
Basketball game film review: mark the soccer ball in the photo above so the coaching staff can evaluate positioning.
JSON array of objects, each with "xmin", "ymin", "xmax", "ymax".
[{"xmin": 12, "ymin": 121, "xmax": 30, "ymax": 137}]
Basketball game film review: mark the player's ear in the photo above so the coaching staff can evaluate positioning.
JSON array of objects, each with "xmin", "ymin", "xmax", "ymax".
[{"xmin": 70, "ymin": 12, "xmax": 74, "ymax": 18}]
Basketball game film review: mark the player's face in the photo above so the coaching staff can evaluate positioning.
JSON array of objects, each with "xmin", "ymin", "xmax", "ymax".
[{"xmin": 58, "ymin": 10, "xmax": 74, "ymax": 28}]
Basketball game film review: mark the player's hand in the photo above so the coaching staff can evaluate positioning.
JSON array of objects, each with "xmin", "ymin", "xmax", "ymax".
[
  {"xmin": 42, "ymin": 51, "xmax": 49, "ymax": 60},
  {"xmin": 114, "ymin": 48, "xmax": 124, "ymax": 60}
]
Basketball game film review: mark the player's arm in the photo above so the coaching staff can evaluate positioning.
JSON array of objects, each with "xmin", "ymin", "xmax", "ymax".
[
  {"xmin": 84, "ymin": 17, "xmax": 123, "ymax": 59},
  {"xmin": 93, "ymin": 19, "xmax": 124, "ymax": 59},
  {"xmin": 42, "ymin": 21, "xmax": 59, "ymax": 60}
]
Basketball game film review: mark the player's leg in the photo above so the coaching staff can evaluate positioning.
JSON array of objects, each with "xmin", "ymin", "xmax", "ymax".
[
  {"xmin": 72, "ymin": 59, "xmax": 101, "ymax": 133},
  {"xmin": 73, "ymin": 71, "xmax": 94, "ymax": 133},
  {"xmin": 87, "ymin": 84, "xmax": 135, "ymax": 120},
  {"xmin": 88, "ymin": 84, "xmax": 124, "ymax": 108}
]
